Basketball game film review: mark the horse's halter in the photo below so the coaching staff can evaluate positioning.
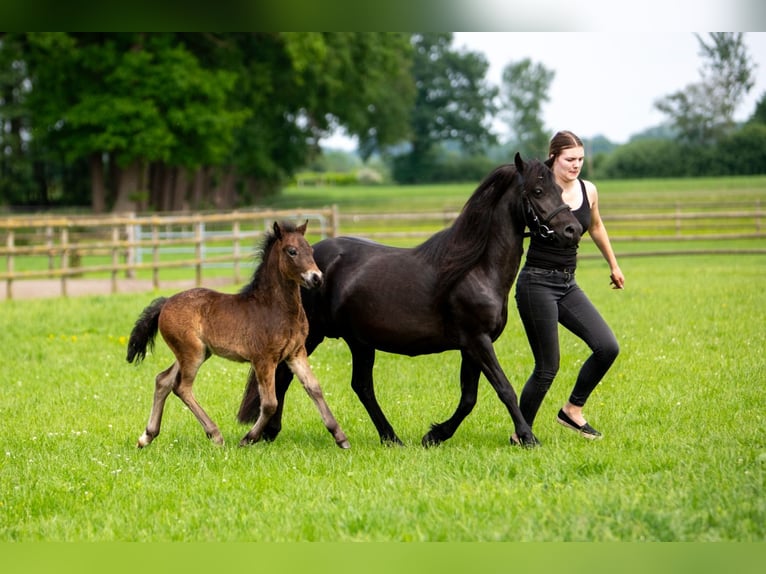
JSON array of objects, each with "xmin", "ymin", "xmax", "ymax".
[{"xmin": 522, "ymin": 176, "xmax": 573, "ymax": 240}]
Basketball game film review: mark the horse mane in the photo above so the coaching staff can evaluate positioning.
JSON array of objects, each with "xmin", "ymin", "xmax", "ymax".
[
  {"xmin": 239, "ymin": 220, "xmax": 298, "ymax": 296},
  {"xmin": 414, "ymin": 162, "xmax": 526, "ymax": 300}
]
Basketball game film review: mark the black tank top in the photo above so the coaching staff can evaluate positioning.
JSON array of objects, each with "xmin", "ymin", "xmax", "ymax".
[{"xmin": 524, "ymin": 179, "xmax": 591, "ymax": 271}]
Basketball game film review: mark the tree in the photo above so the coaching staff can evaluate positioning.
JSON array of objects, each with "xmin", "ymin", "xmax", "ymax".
[
  {"xmin": 747, "ymin": 92, "xmax": 766, "ymax": 125},
  {"xmin": 392, "ymin": 33, "xmax": 498, "ymax": 183},
  {"xmin": 0, "ymin": 34, "xmax": 34, "ymax": 206},
  {"xmin": 500, "ymin": 58, "xmax": 554, "ymax": 160},
  {"xmin": 228, "ymin": 32, "xmax": 414, "ymax": 192},
  {"xmin": 1, "ymin": 33, "xmax": 416, "ymax": 212},
  {"xmin": 655, "ymin": 33, "xmax": 756, "ymax": 145}
]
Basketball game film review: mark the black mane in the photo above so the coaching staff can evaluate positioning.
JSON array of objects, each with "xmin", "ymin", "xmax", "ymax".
[
  {"xmin": 239, "ymin": 220, "xmax": 299, "ymax": 296},
  {"xmin": 414, "ymin": 162, "xmax": 527, "ymax": 298}
]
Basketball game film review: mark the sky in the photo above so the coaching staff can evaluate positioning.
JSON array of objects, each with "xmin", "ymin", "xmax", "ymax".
[{"xmin": 323, "ymin": 32, "xmax": 766, "ymax": 150}]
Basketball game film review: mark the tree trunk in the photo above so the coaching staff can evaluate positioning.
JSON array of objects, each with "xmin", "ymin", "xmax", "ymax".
[
  {"xmin": 158, "ymin": 164, "xmax": 173, "ymax": 212},
  {"xmin": 111, "ymin": 159, "xmax": 142, "ymax": 213},
  {"xmin": 90, "ymin": 153, "xmax": 106, "ymax": 214},
  {"xmin": 213, "ymin": 166, "xmax": 237, "ymax": 209},
  {"xmin": 190, "ymin": 166, "xmax": 206, "ymax": 210},
  {"xmin": 172, "ymin": 167, "xmax": 188, "ymax": 211}
]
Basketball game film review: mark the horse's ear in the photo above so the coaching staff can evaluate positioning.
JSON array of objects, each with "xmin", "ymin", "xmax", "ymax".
[
  {"xmin": 514, "ymin": 152, "xmax": 524, "ymax": 173},
  {"xmin": 297, "ymin": 219, "xmax": 308, "ymax": 235},
  {"xmin": 273, "ymin": 221, "xmax": 283, "ymax": 240}
]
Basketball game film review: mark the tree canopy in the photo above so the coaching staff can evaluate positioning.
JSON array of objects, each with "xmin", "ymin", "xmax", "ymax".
[
  {"xmin": 654, "ymin": 33, "xmax": 756, "ymax": 146},
  {"xmin": 0, "ymin": 32, "xmax": 417, "ymax": 211}
]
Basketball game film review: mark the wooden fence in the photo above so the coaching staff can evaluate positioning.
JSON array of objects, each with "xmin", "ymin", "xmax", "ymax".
[
  {"xmin": 1, "ymin": 207, "xmax": 337, "ymax": 299},
  {"xmin": 1, "ymin": 201, "xmax": 764, "ymax": 299}
]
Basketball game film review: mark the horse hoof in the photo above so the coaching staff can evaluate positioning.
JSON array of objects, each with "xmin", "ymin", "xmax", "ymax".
[
  {"xmin": 337, "ymin": 440, "xmax": 351, "ymax": 449},
  {"xmin": 511, "ymin": 433, "xmax": 541, "ymax": 448},
  {"xmin": 239, "ymin": 434, "xmax": 261, "ymax": 447},
  {"xmin": 421, "ymin": 435, "xmax": 442, "ymax": 448},
  {"xmin": 137, "ymin": 434, "xmax": 152, "ymax": 448},
  {"xmin": 380, "ymin": 436, "xmax": 405, "ymax": 447}
]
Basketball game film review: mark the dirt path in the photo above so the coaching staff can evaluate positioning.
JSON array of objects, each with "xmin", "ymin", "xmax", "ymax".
[{"xmin": 1, "ymin": 277, "xmax": 236, "ymax": 300}]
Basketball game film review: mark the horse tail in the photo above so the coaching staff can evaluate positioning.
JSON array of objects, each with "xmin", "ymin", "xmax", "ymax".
[
  {"xmin": 126, "ymin": 297, "xmax": 167, "ymax": 364},
  {"xmin": 237, "ymin": 367, "xmax": 260, "ymax": 423}
]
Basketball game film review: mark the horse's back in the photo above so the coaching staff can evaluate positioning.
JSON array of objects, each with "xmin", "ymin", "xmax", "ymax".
[{"xmin": 309, "ymin": 236, "xmax": 449, "ymax": 354}]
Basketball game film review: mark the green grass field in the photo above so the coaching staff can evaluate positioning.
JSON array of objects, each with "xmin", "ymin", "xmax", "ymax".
[{"xmin": 1, "ymin": 250, "xmax": 764, "ymax": 541}]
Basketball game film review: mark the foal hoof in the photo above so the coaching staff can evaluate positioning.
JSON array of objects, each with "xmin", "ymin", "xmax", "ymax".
[
  {"xmin": 337, "ymin": 439, "xmax": 351, "ymax": 449},
  {"xmin": 137, "ymin": 433, "xmax": 153, "ymax": 448}
]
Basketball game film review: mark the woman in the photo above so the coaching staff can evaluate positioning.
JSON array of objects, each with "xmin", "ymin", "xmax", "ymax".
[{"xmin": 513, "ymin": 130, "xmax": 624, "ymax": 443}]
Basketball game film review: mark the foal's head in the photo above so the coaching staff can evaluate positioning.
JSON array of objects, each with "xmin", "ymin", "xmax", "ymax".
[
  {"xmin": 241, "ymin": 221, "xmax": 322, "ymax": 296},
  {"xmin": 271, "ymin": 220, "xmax": 323, "ymax": 289}
]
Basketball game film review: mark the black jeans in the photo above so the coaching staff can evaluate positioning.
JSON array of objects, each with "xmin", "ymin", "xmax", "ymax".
[{"xmin": 514, "ymin": 266, "xmax": 620, "ymax": 428}]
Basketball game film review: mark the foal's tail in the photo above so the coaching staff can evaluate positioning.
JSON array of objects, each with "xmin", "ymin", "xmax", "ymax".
[{"xmin": 126, "ymin": 297, "xmax": 167, "ymax": 364}]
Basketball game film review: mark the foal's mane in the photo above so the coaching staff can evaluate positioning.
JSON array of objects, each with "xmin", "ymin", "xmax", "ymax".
[
  {"xmin": 239, "ymin": 220, "xmax": 298, "ymax": 296},
  {"xmin": 414, "ymin": 162, "xmax": 527, "ymax": 297}
]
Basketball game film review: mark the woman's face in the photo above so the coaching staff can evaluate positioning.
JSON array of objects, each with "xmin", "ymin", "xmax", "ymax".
[{"xmin": 551, "ymin": 145, "xmax": 585, "ymax": 183}]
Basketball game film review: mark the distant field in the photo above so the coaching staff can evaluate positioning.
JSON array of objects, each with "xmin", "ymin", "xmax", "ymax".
[{"xmin": 259, "ymin": 174, "xmax": 766, "ymax": 213}]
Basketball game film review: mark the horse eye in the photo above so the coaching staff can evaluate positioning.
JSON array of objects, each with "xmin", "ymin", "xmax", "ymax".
[
  {"xmin": 287, "ymin": 247, "xmax": 298, "ymax": 257},
  {"xmin": 534, "ymin": 187, "xmax": 543, "ymax": 195}
]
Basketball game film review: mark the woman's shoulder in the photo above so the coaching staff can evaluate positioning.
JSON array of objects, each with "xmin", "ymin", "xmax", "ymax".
[
  {"xmin": 579, "ymin": 178, "xmax": 598, "ymax": 207},
  {"xmin": 580, "ymin": 178, "xmax": 598, "ymax": 196}
]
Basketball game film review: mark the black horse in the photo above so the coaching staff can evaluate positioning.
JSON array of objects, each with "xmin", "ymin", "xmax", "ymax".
[{"xmin": 238, "ymin": 153, "xmax": 582, "ymax": 447}]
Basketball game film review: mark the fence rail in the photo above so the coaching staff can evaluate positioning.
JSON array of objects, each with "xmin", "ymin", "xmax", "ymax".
[
  {"xmin": 340, "ymin": 202, "xmax": 765, "ymax": 243},
  {"xmin": 1, "ymin": 208, "xmax": 337, "ymax": 299},
  {"xmin": 1, "ymin": 201, "xmax": 764, "ymax": 300}
]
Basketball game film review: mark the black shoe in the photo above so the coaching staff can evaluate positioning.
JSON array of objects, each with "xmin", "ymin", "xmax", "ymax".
[{"xmin": 557, "ymin": 409, "xmax": 602, "ymax": 440}]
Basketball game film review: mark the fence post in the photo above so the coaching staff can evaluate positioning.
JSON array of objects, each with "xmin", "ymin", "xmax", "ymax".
[
  {"xmin": 195, "ymin": 217, "xmax": 203, "ymax": 287},
  {"xmin": 125, "ymin": 212, "xmax": 136, "ymax": 279},
  {"xmin": 152, "ymin": 220, "xmax": 160, "ymax": 289},
  {"xmin": 5, "ymin": 229, "xmax": 14, "ymax": 300},
  {"xmin": 60, "ymin": 227, "xmax": 69, "ymax": 297},
  {"xmin": 111, "ymin": 226, "xmax": 119, "ymax": 294},
  {"xmin": 331, "ymin": 204, "xmax": 340, "ymax": 237},
  {"xmin": 675, "ymin": 202, "xmax": 682, "ymax": 237},
  {"xmin": 46, "ymin": 225, "xmax": 54, "ymax": 277},
  {"xmin": 233, "ymin": 219, "xmax": 241, "ymax": 284},
  {"xmin": 757, "ymin": 199, "xmax": 762, "ymax": 233}
]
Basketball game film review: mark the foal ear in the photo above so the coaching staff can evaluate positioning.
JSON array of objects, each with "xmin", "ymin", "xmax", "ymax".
[
  {"xmin": 297, "ymin": 219, "xmax": 308, "ymax": 235},
  {"xmin": 514, "ymin": 152, "xmax": 525, "ymax": 173},
  {"xmin": 272, "ymin": 221, "xmax": 283, "ymax": 239}
]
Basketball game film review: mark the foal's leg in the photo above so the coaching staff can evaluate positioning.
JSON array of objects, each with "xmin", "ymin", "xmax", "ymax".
[
  {"xmin": 138, "ymin": 362, "xmax": 179, "ymax": 447},
  {"xmin": 421, "ymin": 351, "xmax": 481, "ymax": 447},
  {"xmin": 261, "ymin": 331, "xmax": 324, "ymax": 441},
  {"xmin": 287, "ymin": 350, "xmax": 350, "ymax": 449},
  {"xmin": 172, "ymin": 355, "xmax": 224, "ymax": 445},
  {"xmin": 239, "ymin": 362, "xmax": 279, "ymax": 446}
]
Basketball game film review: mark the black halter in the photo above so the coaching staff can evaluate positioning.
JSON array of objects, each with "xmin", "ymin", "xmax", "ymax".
[{"xmin": 523, "ymin": 195, "xmax": 572, "ymax": 240}]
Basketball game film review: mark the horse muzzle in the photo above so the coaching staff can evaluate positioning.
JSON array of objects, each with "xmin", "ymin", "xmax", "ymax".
[{"xmin": 302, "ymin": 270, "xmax": 323, "ymax": 289}]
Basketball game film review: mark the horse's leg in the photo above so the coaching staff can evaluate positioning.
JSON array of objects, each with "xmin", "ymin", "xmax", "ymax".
[
  {"xmin": 172, "ymin": 354, "xmax": 224, "ymax": 445},
  {"xmin": 466, "ymin": 335, "xmax": 540, "ymax": 447},
  {"xmin": 239, "ymin": 362, "xmax": 278, "ymax": 446},
  {"xmin": 137, "ymin": 362, "xmax": 179, "ymax": 447},
  {"xmin": 348, "ymin": 341, "xmax": 403, "ymax": 446},
  {"xmin": 421, "ymin": 351, "xmax": 481, "ymax": 447},
  {"xmin": 237, "ymin": 324, "xmax": 325, "ymax": 441},
  {"xmin": 286, "ymin": 350, "xmax": 350, "ymax": 449}
]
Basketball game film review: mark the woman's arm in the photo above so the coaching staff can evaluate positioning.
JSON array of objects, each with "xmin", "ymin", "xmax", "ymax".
[{"xmin": 586, "ymin": 181, "xmax": 625, "ymax": 289}]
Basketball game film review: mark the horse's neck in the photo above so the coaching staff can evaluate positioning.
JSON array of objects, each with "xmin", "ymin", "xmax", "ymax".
[
  {"xmin": 252, "ymin": 257, "xmax": 303, "ymax": 313},
  {"xmin": 486, "ymin": 205, "xmax": 525, "ymax": 283}
]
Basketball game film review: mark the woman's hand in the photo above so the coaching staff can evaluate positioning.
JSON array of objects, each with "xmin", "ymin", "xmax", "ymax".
[{"xmin": 609, "ymin": 267, "xmax": 625, "ymax": 289}]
